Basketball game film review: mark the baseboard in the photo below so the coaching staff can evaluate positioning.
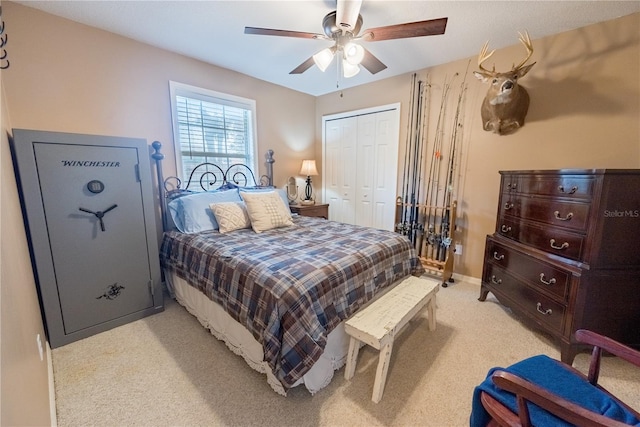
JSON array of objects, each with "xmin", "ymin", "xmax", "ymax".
[
  {"xmin": 422, "ymin": 270, "xmax": 482, "ymax": 287},
  {"xmin": 454, "ymin": 274, "xmax": 482, "ymax": 286},
  {"xmin": 47, "ymin": 342, "xmax": 57, "ymax": 427}
]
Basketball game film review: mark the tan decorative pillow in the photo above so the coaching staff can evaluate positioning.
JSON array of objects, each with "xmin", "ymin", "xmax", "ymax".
[
  {"xmin": 240, "ymin": 191, "xmax": 294, "ymax": 233},
  {"xmin": 209, "ymin": 201, "xmax": 251, "ymax": 233}
]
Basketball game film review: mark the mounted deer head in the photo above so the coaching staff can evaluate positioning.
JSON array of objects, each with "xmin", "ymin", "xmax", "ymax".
[{"xmin": 473, "ymin": 32, "xmax": 536, "ymax": 135}]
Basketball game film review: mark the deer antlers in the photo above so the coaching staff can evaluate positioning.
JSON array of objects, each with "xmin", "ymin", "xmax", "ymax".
[{"xmin": 478, "ymin": 31, "xmax": 533, "ymax": 75}]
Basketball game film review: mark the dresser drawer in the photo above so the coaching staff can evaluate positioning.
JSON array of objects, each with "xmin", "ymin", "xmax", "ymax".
[
  {"xmin": 501, "ymin": 175, "xmax": 520, "ymax": 193},
  {"xmin": 497, "ymin": 217, "xmax": 585, "ymax": 261},
  {"xmin": 495, "ymin": 216, "xmax": 520, "ymax": 241},
  {"xmin": 517, "ymin": 198, "xmax": 591, "ymax": 231},
  {"xmin": 483, "ymin": 264, "xmax": 566, "ymax": 333},
  {"xmin": 519, "ymin": 176, "xmax": 596, "ymax": 200},
  {"xmin": 486, "ymin": 239, "xmax": 570, "ymax": 301}
]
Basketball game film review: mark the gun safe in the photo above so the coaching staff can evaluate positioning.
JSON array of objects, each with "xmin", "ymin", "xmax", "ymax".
[{"xmin": 12, "ymin": 129, "xmax": 163, "ymax": 348}]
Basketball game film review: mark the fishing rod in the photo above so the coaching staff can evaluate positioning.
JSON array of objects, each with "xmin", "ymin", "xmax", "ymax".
[
  {"xmin": 439, "ymin": 64, "xmax": 469, "ymax": 261},
  {"xmin": 426, "ymin": 74, "xmax": 453, "ymax": 260},
  {"xmin": 408, "ymin": 79, "xmax": 424, "ymax": 245},
  {"xmin": 400, "ymin": 73, "xmax": 418, "ymax": 236},
  {"xmin": 415, "ymin": 77, "xmax": 431, "ymax": 257},
  {"xmin": 413, "ymin": 79, "xmax": 430, "ymax": 254},
  {"xmin": 420, "ymin": 75, "xmax": 441, "ymax": 259}
]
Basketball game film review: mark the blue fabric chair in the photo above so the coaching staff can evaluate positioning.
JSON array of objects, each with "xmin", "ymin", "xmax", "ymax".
[{"xmin": 470, "ymin": 330, "xmax": 640, "ymax": 427}]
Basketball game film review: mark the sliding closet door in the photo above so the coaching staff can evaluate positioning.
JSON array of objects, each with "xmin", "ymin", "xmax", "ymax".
[
  {"xmin": 323, "ymin": 105, "xmax": 399, "ymax": 231},
  {"xmin": 355, "ymin": 110, "xmax": 399, "ymax": 231},
  {"xmin": 325, "ymin": 116, "xmax": 357, "ymax": 224}
]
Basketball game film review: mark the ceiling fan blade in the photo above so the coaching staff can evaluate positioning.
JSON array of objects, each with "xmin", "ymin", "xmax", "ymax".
[
  {"xmin": 244, "ymin": 27, "xmax": 324, "ymax": 40},
  {"xmin": 362, "ymin": 17, "xmax": 448, "ymax": 42},
  {"xmin": 290, "ymin": 56, "xmax": 316, "ymax": 74},
  {"xmin": 360, "ymin": 48, "xmax": 387, "ymax": 74},
  {"xmin": 336, "ymin": 0, "xmax": 363, "ymax": 32}
]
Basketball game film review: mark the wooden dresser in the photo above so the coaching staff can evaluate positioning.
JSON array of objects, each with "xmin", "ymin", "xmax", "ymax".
[{"xmin": 479, "ymin": 169, "xmax": 640, "ymax": 363}]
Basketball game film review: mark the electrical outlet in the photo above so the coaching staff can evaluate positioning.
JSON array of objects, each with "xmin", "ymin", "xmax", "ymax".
[
  {"xmin": 455, "ymin": 243, "xmax": 462, "ymax": 255},
  {"xmin": 36, "ymin": 334, "xmax": 44, "ymax": 361}
]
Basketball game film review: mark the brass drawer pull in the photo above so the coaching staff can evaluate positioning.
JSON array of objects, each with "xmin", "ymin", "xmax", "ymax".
[
  {"xmin": 501, "ymin": 225, "xmax": 512, "ymax": 233},
  {"xmin": 490, "ymin": 275, "xmax": 502, "ymax": 285},
  {"xmin": 539, "ymin": 273, "xmax": 557, "ymax": 286},
  {"xmin": 504, "ymin": 202, "xmax": 514, "ymax": 210},
  {"xmin": 493, "ymin": 252, "xmax": 505, "ymax": 261},
  {"xmin": 536, "ymin": 302, "xmax": 552, "ymax": 316},
  {"xmin": 549, "ymin": 239, "xmax": 569, "ymax": 250},
  {"xmin": 558, "ymin": 185, "xmax": 577, "ymax": 194},
  {"xmin": 553, "ymin": 211, "xmax": 574, "ymax": 221}
]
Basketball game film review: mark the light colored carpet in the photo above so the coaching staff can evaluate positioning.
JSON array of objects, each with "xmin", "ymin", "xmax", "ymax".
[{"xmin": 52, "ymin": 278, "xmax": 640, "ymax": 426}]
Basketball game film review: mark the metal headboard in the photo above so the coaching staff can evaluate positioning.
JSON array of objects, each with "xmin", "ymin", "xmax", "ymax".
[{"xmin": 151, "ymin": 141, "xmax": 274, "ymax": 231}]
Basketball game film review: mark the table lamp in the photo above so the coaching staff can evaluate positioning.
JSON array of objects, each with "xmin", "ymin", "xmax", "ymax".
[{"xmin": 299, "ymin": 159, "xmax": 318, "ymax": 205}]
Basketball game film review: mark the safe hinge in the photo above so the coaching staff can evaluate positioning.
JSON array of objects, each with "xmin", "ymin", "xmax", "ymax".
[
  {"xmin": 148, "ymin": 280, "xmax": 154, "ymax": 296},
  {"xmin": 135, "ymin": 164, "xmax": 141, "ymax": 182}
]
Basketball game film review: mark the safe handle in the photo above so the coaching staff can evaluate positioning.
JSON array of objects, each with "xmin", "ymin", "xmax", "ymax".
[{"xmin": 78, "ymin": 204, "xmax": 118, "ymax": 232}]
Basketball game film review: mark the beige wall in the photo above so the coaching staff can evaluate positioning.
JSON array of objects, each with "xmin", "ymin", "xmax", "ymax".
[
  {"xmin": 316, "ymin": 12, "xmax": 640, "ymax": 278},
  {"xmin": 1, "ymin": 71, "xmax": 52, "ymax": 425}
]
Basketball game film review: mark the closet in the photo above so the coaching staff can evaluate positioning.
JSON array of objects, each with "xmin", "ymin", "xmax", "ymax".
[{"xmin": 322, "ymin": 105, "xmax": 400, "ymax": 231}]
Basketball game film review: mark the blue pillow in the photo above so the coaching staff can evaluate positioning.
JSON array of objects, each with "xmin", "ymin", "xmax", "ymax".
[{"xmin": 168, "ymin": 188, "xmax": 242, "ymax": 233}]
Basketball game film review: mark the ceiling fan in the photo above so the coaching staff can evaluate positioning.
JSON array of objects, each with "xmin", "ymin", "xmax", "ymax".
[{"xmin": 244, "ymin": 0, "xmax": 447, "ymax": 78}]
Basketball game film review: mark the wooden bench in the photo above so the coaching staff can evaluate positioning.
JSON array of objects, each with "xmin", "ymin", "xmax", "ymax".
[{"xmin": 344, "ymin": 275, "xmax": 439, "ymax": 403}]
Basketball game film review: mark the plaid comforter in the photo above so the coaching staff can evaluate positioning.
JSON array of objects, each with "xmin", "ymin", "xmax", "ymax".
[{"xmin": 159, "ymin": 216, "xmax": 423, "ymax": 390}]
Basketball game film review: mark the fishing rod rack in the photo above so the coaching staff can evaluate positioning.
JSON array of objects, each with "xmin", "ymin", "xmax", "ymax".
[
  {"xmin": 396, "ymin": 69, "xmax": 469, "ymax": 287},
  {"xmin": 396, "ymin": 201, "xmax": 457, "ymax": 286}
]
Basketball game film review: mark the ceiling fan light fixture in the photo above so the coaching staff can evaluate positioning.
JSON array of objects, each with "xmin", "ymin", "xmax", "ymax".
[
  {"xmin": 343, "ymin": 61, "xmax": 360, "ymax": 78},
  {"xmin": 344, "ymin": 42, "xmax": 365, "ymax": 65},
  {"xmin": 313, "ymin": 48, "xmax": 335, "ymax": 72}
]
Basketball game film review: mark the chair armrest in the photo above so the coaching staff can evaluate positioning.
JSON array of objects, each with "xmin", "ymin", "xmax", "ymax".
[
  {"xmin": 479, "ymin": 391, "xmax": 522, "ymax": 427},
  {"xmin": 576, "ymin": 330, "xmax": 640, "ymax": 367},
  {"xmin": 491, "ymin": 371, "xmax": 631, "ymax": 427},
  {"xmin": 575, "ymin": 329, "xmax": 640, "ymax": 384}
]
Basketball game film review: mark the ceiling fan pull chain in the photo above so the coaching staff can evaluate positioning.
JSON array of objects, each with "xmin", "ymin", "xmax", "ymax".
[{"xmin": 336, "ymin": 56, "xmax": 341, "ymax": 90}]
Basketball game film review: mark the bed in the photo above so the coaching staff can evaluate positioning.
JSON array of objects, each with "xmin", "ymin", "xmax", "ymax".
[{"xmin": 153, "ymin": 144, "xmax": 424, "ymax": 395}]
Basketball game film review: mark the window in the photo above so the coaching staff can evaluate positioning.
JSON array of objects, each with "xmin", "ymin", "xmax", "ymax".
[{"xmin": 169, "ymin": 81, "xmax": 258, "ymax": 185}]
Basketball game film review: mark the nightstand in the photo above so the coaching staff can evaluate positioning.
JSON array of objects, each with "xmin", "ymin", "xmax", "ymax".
[{"xmin": 290, "ymin": 203, "xmax": 329, "ymax": 219}]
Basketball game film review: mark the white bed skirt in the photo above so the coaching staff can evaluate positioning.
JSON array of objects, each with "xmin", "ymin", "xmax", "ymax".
[{"xmin": 166, "ymin": 270, "xmax": 351, "ymax": 395}]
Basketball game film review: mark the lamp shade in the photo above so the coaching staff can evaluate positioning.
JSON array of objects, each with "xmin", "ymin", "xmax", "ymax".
[
  {"xmin": 313, "ymin": 48, "xmax": 335, "ymax": 72},
  {"xmin": 344, "ymin": 42, "xmax": 365, "ymax": 65},
  {"xmin": 299, "ymin": 160, "xmax": 319, "ymax": 176},
  {"xmin": 342, "ymin": 61, "xmax": 361, "ymax": 78}
]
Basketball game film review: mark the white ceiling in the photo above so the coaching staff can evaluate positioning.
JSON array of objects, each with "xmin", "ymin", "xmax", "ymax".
[{"xmin": 16, "ymin": 1, "xmax": 640, "ymax": 96}]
